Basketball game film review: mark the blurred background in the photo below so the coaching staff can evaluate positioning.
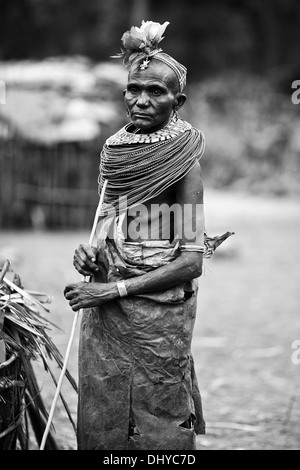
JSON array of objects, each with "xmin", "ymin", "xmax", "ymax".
[{"xmin": 0, "ymin": 0, "xmax": 299, "ymax": 450}]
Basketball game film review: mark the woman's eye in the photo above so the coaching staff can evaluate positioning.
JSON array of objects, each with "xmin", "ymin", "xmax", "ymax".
[
  {"xmin": 152, "ymin": 89, "xmax": 161, "ymax": 96},
  {"xmin": 128, "ymin": 87, "xmax": 138, "ymax": 94}
]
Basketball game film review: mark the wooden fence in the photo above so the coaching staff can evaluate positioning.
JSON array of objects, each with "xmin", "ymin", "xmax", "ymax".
[{"xmin": 0, "ymin": 137, "xmax": 103, "ymax": 229}]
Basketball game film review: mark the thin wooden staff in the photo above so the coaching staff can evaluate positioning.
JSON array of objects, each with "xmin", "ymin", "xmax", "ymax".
[{"xmin": 40, "ymin": 179, "xmax": 108, "ymax": 450}]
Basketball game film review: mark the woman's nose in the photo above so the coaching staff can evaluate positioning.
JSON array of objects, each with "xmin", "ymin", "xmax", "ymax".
[{"xmin": 137, "ymin": 91, "xmax": 149, "ymax": 107}]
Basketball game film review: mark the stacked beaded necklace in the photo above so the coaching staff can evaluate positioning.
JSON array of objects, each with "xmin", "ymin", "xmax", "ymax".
[{"xmin": 98, "ymin": 118, "xmax": 205, "ymax": 216}]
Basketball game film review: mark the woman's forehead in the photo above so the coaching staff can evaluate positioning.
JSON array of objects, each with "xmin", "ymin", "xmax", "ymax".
[{"xmin": 128, "ymin": 60, "xmax": 177, "ymax": 87}]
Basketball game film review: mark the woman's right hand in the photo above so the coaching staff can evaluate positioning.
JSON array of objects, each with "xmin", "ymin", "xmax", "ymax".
[{"xmin": 73, "ymin": 243, "xmax": 99, "ymax": 277}]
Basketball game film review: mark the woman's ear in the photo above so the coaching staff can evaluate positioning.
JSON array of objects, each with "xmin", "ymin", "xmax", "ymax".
[
  {"xmin": 176, "ymin": 93, "xmax": 187, "ymax": 110},
  {"xmin": 123, "ymin": 89, "xmax": 126, "ymax": 96}
]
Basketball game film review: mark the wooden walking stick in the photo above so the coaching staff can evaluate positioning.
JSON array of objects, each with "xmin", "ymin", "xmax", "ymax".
[{"xmin": 40, "ymin": 179, "xmax": 108, "ymax": 450}]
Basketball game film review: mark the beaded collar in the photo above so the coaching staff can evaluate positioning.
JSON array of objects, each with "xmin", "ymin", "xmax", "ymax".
[{"xmin": 106, "ymin": 118, "xmax": 192, "ymax": 146}]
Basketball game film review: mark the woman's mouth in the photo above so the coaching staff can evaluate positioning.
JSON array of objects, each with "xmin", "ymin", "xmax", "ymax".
[{"xmin": 133, "ymin": 113, "xmax": 150, "ymax": 119}]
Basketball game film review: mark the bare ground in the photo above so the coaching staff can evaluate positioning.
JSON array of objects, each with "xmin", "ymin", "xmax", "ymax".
[{"xmin": 1, "ymin": 189, "xmax": 299, "ymax": 450}]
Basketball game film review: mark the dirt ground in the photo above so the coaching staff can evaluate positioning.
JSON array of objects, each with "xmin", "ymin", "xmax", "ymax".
[{"xmin": 1, "ymin": 188, "xmax": 299, "ymax": 451}]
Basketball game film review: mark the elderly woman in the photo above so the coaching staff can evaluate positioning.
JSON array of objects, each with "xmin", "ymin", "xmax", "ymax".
[{"xmin": 64, "ymin": 21, "xmax": 231, "ymax": 450}]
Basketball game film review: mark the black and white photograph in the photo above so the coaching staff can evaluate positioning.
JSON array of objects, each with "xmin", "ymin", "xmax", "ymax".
[{"xmin": 0, "ymin": 0, "xmax": 299, "ymax": 453}]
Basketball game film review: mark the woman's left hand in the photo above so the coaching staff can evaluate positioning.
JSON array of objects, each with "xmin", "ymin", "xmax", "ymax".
[{"xmin": 64, "ymin": 281, "xmax": 117, "ymax": 311}]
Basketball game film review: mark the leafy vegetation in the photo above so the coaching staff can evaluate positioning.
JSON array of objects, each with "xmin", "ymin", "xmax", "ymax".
[{"xmin": 0, "ymin": 260, "xmax": 77, "ymax": 449}]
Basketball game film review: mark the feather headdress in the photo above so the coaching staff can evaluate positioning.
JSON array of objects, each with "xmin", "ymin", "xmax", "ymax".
[{"xmin": 112, "ymin": 20, "xmax": 187, "ymax": 92}]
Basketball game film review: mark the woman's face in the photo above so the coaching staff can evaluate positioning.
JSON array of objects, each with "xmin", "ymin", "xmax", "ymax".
[{"xmin": 124, "ymin": 60, "xmax": 181, "ymax": 134}]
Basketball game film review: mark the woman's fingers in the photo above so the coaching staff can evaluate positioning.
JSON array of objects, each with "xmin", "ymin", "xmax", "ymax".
[
  {"xmin": 74, "ymin": 244, "xmax": 99, "ymax": 273},
  {"xmin": 73, "ymin": 258, "xmax": 94, "ymax": 277},
  {"xmin": 64, "ymin": 284, "xmax": 80, "ymax": 310}
]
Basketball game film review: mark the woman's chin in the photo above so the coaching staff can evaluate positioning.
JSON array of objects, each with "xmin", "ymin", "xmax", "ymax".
[{"xmin": 131, "ymin": 118, "xmax": 167, "ymax": 134}]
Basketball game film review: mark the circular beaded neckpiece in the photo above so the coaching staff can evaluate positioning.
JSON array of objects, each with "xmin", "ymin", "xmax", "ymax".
[
  {"xmin": 106, "ymin": 118, "xmax": 192, "ymax": 146},
  {"xmin": 98, "ymin": 118, "xmax": 205, "ymax": 216}
]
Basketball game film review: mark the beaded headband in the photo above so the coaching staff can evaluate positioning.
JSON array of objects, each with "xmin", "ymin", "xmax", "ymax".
[{"xmin": 112, "ymin": 20, "xmax": 187, "ymax": 92}]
